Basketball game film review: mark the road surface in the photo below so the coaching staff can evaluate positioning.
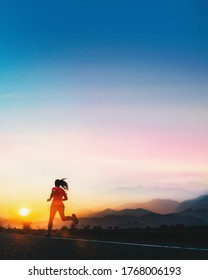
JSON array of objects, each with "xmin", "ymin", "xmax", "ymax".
[{"xmin": 0, "ymin": 233, "xmax": 208, "ymax": 260}]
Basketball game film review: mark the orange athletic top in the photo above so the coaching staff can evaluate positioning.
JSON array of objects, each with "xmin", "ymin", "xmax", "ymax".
[{"xmin": 51, "ymin": 186, "xmax": 67, "ymax": 205}]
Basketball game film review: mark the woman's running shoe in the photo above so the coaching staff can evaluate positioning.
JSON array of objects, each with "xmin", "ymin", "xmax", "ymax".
[{"xmin": 72, "ymin": 214, "xmax": 79, "ymax": 225}]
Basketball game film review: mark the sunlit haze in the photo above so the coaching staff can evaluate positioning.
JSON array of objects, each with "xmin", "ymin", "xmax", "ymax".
[
  {"xmin": 19, "ymin": 208, "xmax": 30, "ymax": 217},
  {"xmin": 0, "ymin": 1, "xmax": 208, "ymax": 225}
]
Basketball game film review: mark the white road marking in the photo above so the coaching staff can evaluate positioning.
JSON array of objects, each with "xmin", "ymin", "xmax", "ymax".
[
  {"xmin": 69, "ymin": 238, "xmax": 208, "ymax": 251},
  {"xmin": 25, "ymin": 234, "xmax": 208, "ymax": 252}
]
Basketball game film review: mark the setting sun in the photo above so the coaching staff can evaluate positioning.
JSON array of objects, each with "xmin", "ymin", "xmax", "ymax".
[{"xmin": 19, "ymin": 208, "xmax": 30, "ymax": 217}]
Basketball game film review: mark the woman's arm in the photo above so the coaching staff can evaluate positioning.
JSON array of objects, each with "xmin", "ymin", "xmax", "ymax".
[
  {"xmin": 62, "ymin": 193, "xmax": 68, "ymax": 201},
  {"xmin": 47, "ymin": 191, "xmax": 54, "ymax": 202}
]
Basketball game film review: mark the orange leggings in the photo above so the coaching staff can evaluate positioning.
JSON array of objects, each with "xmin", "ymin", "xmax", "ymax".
[{"xmin": 48, "ymin": 203, "xmax": 72, "ymax": 232}]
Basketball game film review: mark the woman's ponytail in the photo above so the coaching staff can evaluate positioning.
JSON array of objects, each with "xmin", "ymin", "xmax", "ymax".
[{"xmin": 55, "ymin": 178, "xmax": 69, "ymax": 190}]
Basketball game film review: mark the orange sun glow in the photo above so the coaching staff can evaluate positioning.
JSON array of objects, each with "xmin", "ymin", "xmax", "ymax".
[{"xmin": 19, "ymin": 208, "xmax": 30, "ymax": 216}]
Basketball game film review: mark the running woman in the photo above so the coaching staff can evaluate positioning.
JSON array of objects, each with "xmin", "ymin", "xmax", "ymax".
[{"xmin": 46, "ymin": 178, "xmax": 78, "ymax": 237}]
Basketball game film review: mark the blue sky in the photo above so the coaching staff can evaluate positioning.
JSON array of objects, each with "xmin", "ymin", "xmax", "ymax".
[
  {"xmin": 1, "ymin": 1, "xmax": 208, "ymax": 68},
  {"xmin": 1, "ymin": 0, "xmax": 208, "ymax": 94},
  {"xmin": 0, "ymin": 0, "xmax": 208, "ymax": 109},
  {"xmin": 0, "ymin": 0, "xmax": 208, "ymax": 217}
]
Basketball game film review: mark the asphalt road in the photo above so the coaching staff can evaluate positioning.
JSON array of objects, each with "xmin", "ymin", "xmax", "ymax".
[{"xmin": 0, "ymin": 233, "xmax": 208, "ymax": 260}]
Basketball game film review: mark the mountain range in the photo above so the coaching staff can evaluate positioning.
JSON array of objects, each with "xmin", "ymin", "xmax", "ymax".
[
  {"xmin": 118, "ymin": 199, "xmax": 179, "ymax": 214},
  {"xmin": 1, "ymin": 194, "xmax": 208, "ymax": 229},
  {"xmin": 175, "ymin": 194, "xmax": 208, "ymax": 212},
  {"xmin": 77, "ymin": 195, "xmax": 208, "ymax": 229}
]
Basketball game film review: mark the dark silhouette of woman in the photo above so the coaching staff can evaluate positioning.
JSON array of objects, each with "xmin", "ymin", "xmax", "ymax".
[{"xmin": 46, "ymin": 178, "xmax": 78, "ymax": 237}]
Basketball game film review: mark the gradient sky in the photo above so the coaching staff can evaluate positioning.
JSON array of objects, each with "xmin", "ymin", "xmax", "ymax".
[{"xmin": 0, "ymin": 0, "xmax": 208, "ymax": 220}]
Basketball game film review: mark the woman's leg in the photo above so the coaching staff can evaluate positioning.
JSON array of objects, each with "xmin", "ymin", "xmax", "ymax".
[
  {"xmin": 58, "ymin": 204, "xmax": 72, "ymax": 221},
  {"xmin": 48, "ymin": 205, "xmax": 57, "ymax": 235}
]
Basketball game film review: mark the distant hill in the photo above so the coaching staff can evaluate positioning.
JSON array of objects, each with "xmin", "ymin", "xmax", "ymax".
[
  {"xmin": 178, "ymin": 208, "xmax": 208, "ymax": 224},
  {"xmin": 79, "ymin": 215, "xmax": 141, "ymax": 229},
  {"xmin": 87, "ymin": 208, "xmax": 117, "ymax": 218},
  {"xmin": 88, "ymin": 208, "xmax": 153, "ymax": 218},
  {"xmin": 119, "ymin": 199, "xmax": 179, "ymax": 214},
  {"xmin": 175, "ymin": 195, "xmax": 208, "ymax": 212},
  {"xmin": 78, "ymin": 212, "xmax": 204, "ymax": 229}
]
